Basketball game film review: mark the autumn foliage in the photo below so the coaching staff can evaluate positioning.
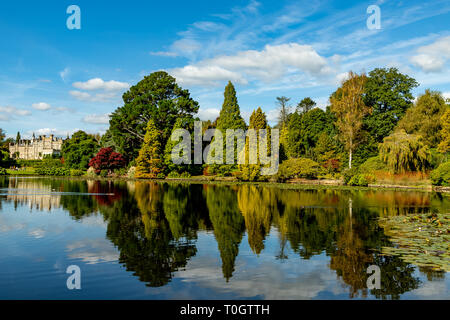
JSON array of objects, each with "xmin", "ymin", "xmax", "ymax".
[{"xmin": 88, "ymin": 147, "xmax": 126, "ymax": 174}]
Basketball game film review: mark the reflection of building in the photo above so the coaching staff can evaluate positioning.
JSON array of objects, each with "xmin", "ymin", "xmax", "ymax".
[
  {"xmin": 9, "ymin": 135, "xmax": 64, "ymax": 160},
  {"xmin": 6, "ymin": 179, "xmax": 61, "ymax": 211}
]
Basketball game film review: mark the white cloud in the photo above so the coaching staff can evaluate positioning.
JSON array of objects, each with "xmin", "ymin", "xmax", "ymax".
[
  {"xmin": 70, "ymin": 78, "xmax": 129, "ymax": 102},
  {"xmin": 410, "ymin": 36, "xmax": 450, "ymax": 72},
  {"xmin": 170, "ymin": 43, "xmax": 330, "ymax": 87},
  {"xmin": 59, "ymin": 67, "xmax": 70, "ymax": 81},
  {"xmin": 150, "ymin": 51, "xmax": 179, "ymax": 57},
  {"xmin": 66, "ymin": 239, "xmax": 119, "ymax": 265},
  {"xmin": 70, "ymin": 90, "xmax": 117, "ymax": 102},
  {"xmin": 196, "ymin": 108, "xmax": 220, "ymax": 121},
  {"xmin": 82, "ymin": 114, "xmax": 110, "ymax": 124},
  {"xmin": 172, "ymin": 65, "xmax": 248, "ymax": 86},
  {"xmin": 29, "ymin": 128, "xmax": 80, "ymax": 137},
  {"xmin": 72, "ymin": 78, "xmax": 129, "ymax": 92},
  {"xmin": 53, "ymin": 106, "xmax": 74, "ymax": 113},
  {"xmin": 0, "ymin": 106, "xmax": 31, "ymax": 121},
  {"xmin": 335, "ymin": 72, "xmax": 350, "ymax": 85},
  {"xmin": 171, "ymin": 38, "xmax": 202, "ymax": 55},
  {"xmin": 28, "ymin": 228, "xmax": 46, "ymax": 239},
  {"xmin": 266, "ymin": 109, "xmax": 279, "ymax": 123},
  {"xmin": 32, "ymin": 102, "xmax": 51, "ymax": 111},
  {"xmin": 70, "ymin": 90, "xmax": 92, "ymax": 101}
]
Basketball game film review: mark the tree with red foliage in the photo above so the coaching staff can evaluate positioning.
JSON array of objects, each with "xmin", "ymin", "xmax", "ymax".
[{"xmin": 89, "ymin": 147, "xmax": 126, "ymax": 174}]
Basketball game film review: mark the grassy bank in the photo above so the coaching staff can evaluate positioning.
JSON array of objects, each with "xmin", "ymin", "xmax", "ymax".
[{"xmin": 6, "ymin": 168, "xmax": 36, "ymax": 175}]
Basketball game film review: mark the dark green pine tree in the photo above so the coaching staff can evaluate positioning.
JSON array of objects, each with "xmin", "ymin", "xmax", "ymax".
[
  {"xmin": 16, "ymin": 132, "xmax": 21, "ymax": 143},
  {"xmin": 209, "ymin": 81, "xmax": 247, "ymax": 175},
  {"xmin": 216, "ymin": 81, "xmax": 247, "ymax": 130}
]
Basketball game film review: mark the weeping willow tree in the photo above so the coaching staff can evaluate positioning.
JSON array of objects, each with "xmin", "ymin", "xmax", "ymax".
[{"xmin": 379, "ymin": 129, "xmax": 431, "ymax": 173}]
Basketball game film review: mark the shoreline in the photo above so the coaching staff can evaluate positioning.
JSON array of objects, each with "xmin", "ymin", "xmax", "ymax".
[{"xmin": 4, "ymin": 173, "xmax": 449, "ymax": 193}]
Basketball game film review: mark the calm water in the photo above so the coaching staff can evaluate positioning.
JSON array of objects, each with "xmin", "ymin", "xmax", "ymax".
[{"xmin": 0, "ymin": 176, "xmax": 448, "ymax": 300}]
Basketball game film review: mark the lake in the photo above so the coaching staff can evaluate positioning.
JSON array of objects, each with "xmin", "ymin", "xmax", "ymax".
[{"xmin": 0, "ymin": 176, "xmax": 448, "ymax": 300}]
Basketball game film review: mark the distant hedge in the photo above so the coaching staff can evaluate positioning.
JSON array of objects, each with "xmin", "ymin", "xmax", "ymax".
[{"xmin": 35, "ymin": 167, "xmax": 70, "ymax": 176}]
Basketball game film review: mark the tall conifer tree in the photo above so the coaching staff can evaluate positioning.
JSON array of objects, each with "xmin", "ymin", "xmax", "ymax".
[{"xmin": 135, "ymin": 119, "xmax": 163, "ymax": 178}]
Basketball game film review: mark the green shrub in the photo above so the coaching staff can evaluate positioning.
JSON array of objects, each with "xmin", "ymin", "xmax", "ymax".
[
  {"xmin": 430, "ymin": 162, "xmax": 450, "ymax": 186},
  {"xmin": 70, "ymin": 169, "xmax": 84, "ymax": 177},
  {"xmin": 180, "ymin": 172, "xmax": 191, "ymax": 178},
  {"xmin": 277, "ymin": 158, "xmax": 325, "ymax": 181},
  {"xmin": 167, "ymin": 171, "xmax": 180, "ymax": 178},
  {"xmin": 348, "ymin": 173, "xmax": 376, "ymax": 186},
  {"xmin": 35, "ymin": 167, "xmax": 70, "ymax": 176},
  {"xmin": 430, "ymin": 148, "xmax": 447, "ymax": 169},
  {"xmin": 35, "ymin": 159, "xmax": 64, "ymax": 169},
  {"xmin": 100, "ymin": 170, "xmax": 108, "ymax": 178},
  {"xmin": 113, "ymin": 168, "xmax": 127, "ymax": 177},
  {"xmin": 359, "ymin": 156, "xmax": 388, "ymax": 173},
  {"xmin": 86, "ymin": 167, "xmax": 97, "ymax": 178},
  {"xmin": 342, "ymin": 167, "xmax": 359, "ymax": 185},
  {"xmin": 17, "ymin": 160, "xmax": 43, "ymax": 168},
  {"xmin": 167, "ymin": 171, "xmax": 191, "ymax": 178},
  {"xmin": 156, "ymin": 173, "xmax": 166, "ymax": 179},
  {"xmin": 0, "ymin": 168, "xmax": 7, "ymax": 175},
  {"xmin": 127, "ymin": 166, "xmax": 136, "ymax": 179}
]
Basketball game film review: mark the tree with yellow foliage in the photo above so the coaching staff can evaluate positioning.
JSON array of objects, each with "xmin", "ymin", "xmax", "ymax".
[
  {"xmin": 135, "ymin": 119, "xmax": 163, "ymax": 178},
  {"xmin": 438, "ymin": 108, "xmax": 450, "ymax": 154},
  {"xmin": 330, "ymin": 71, "xmax": 371, "ymax": 169}
]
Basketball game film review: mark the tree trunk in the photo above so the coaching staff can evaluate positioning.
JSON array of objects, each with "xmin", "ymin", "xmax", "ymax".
[{"xmin": 349, "ymin": 148, "xmax": 352, "ymax": 169}]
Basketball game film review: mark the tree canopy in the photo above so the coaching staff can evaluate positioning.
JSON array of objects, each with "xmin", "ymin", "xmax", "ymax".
[
  {"xmin": 363, "ymin": 67, "xmax": 418, "ymax": 143},
  {"xmin": 106, "ymin": 71, "xmax": 199, "ymax": 161},
  {"xmin": 135, "ymin": 119, "xmax": 163, "ymax": 178},
  {"xmin": 379, "ymin": 129, "xmax": 431, "ymax": 173},
  {"xmin": 296, "ymin": 97, "xmax": 316, "ymax": 114},
  {"xmin": 397, "ymin": 90, "xmax": 448, "ymax": 148},
  {"xmin": 61, "ymin": 131, "xmax": 99, "ymax": 170},
  {"xmin": 330, "ymin": 72, "xmax": 371, "ymax": 169}
]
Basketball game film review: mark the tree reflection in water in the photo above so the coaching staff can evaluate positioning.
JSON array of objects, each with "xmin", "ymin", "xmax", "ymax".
[{"xmin": 1, "ymin": 176, "xmax": 447, "ymax": 297}]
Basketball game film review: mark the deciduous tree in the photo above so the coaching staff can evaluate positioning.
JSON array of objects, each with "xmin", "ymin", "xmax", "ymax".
[
  {"xmin": 379, "ymin": 129, "xmax": 431, "ymax": 173},
  {"xmin": 88, "ymin": 147, "xmax": 126, "ymax": 174},
  {"xmin": 330, "ymin": 71, "xmax": 371, "ymax": 169},
  {"xmin": 107, "ymin": 71, "xmax": 199, "ymax": 161},
  {"xmin": 61, "ymin": 131, "xmax": 99, "ymax": 170},
  {"xmin": 438, "ymin": 108, "xmax": 450, "ymax": 154},
  {"xmin": 363, "ymin": 68, "xmax": 418, "ymax": 143},
  {"xmin": 397, "ymin": 90, "xmax": 448, "ymax": 148}
]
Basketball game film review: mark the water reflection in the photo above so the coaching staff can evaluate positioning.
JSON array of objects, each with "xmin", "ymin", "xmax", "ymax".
[{"xmin": 0, "ymin": 176, "xmax": 448, "ymax": 299}]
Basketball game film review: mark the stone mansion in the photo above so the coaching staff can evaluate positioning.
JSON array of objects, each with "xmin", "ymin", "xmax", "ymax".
[{"xmin": 9, "ymin": 135, "xmax": 64, "ymax": 160}]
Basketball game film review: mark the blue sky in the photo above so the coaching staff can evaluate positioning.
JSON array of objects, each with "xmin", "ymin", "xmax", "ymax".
[{"xmin": 0, "ymin": 0, "xmax": 449, "ymax": 139}]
